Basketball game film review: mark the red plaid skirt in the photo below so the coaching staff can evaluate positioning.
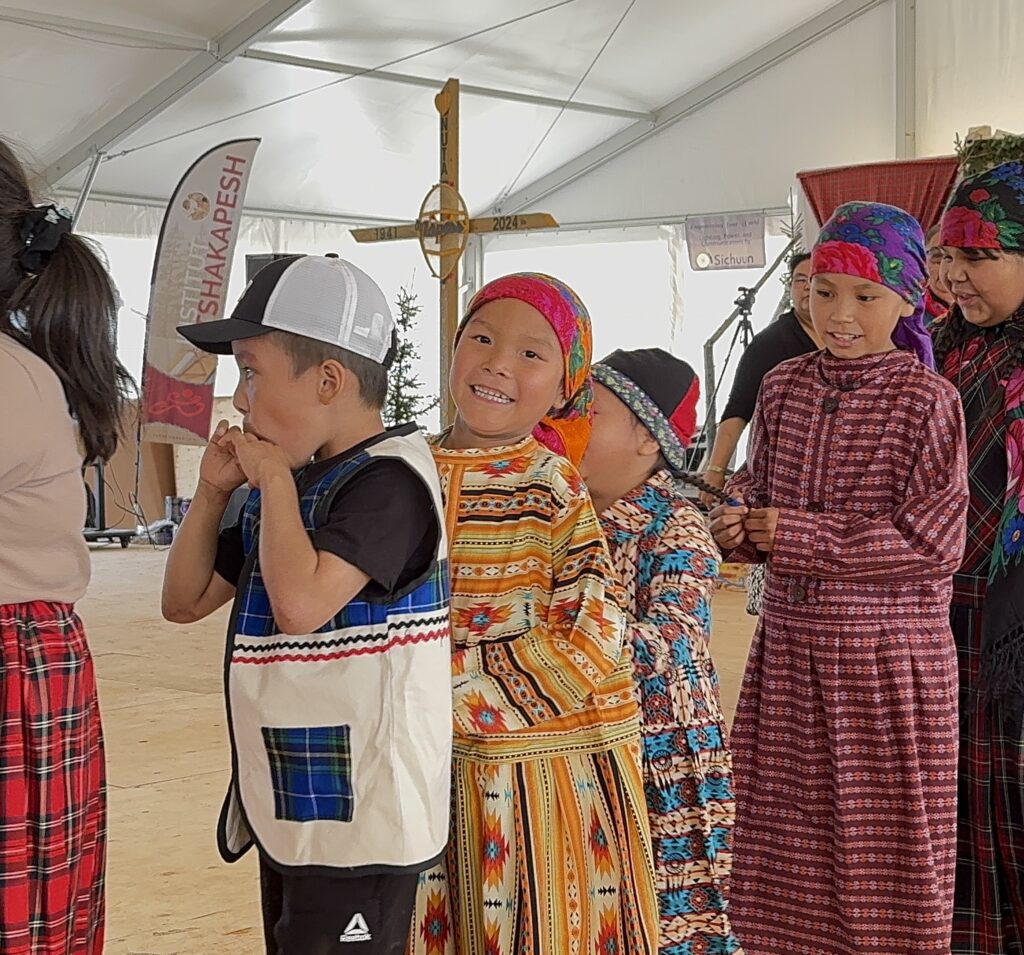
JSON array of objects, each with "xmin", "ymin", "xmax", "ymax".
[
  {"xmin": 951, "ymin": 594, "xmax": 1024, "ymax": 954},
  {"xmin": 0, "ymin": 602, "xmax": 106, "ymax": 955}
]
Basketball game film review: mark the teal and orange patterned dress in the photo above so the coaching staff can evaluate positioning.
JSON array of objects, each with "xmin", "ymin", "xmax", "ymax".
[{"xmin": 600, "ymin": 469, "xmax": 741, "ymax": 954}]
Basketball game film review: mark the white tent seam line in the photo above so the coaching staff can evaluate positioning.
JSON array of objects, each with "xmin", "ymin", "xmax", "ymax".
[
  {"xmin": 489, "ymin": 0, "xmax": 888, "ymax": 215},
  {"xmin": 239, "ymin": 49, "xmax": 653, "ymax": 121},
  {"xmin": 97, "ymin": 0, "xmax": 583, "ymax": 165}
]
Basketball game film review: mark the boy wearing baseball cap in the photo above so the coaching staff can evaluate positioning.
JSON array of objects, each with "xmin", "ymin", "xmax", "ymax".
[{"xmin": 161, "ymin": 255, "xmax": 452, "ymax": 955}]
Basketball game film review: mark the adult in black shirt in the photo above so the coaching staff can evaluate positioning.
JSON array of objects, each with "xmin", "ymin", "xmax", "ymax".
[{"xmin": 700, "ymin": 253, "xmax": 822, "ymax": 504}]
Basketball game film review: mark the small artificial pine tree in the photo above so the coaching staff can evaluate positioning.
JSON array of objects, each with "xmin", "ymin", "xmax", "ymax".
[
  {"xmin": 956, "ymin": 128, "xmax": 1024, "ymax": 176},
  {"xmin": 770, "ymin": 209, "xmax": 805, "ymax": 323},
  {"xmin": 780, "ymin": 208, "xmax": 805, "ymax": 287},
  {"xmin": 383, "ymin": 285, "xmax": 440, "ymax": 427}
]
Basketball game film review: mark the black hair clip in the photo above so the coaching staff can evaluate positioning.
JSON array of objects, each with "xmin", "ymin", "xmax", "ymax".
[{"xmin": 17, "ymin": 204, "xmax": 73, "ymax": 275}]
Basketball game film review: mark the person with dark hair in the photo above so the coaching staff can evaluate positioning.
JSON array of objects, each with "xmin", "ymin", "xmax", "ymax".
[
  {"xmin": 580, "ymin": 348, "xmax": 740, "ymax": 955},
  {"xmin": 0, "ymin": 139, "xmax": 133, "ymax": 954},
  {"xmin": 408, "ymin": 274, "xmax": 659, "ymax": 955},
  {"xmin": 925, "ymin": 223, "xmax": 953, "ymax": 327},
  {"xmin": 161, "ymin": 255, "xmax": 452, "ymax": 955},
  {"xmin": 933, "ymin": 161, "xmax": 1024, "ymax": 954},
  {"xmin": 710, "ymin": 202, "xmax": 967, "ymax": 953},
  {"xmin": 699, "ymin": 251, "xmax": 821, "ymax": 506}
]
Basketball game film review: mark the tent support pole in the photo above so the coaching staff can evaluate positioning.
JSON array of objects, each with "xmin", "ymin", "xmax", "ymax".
[{"xmin": 71, "ymin": 150, "xmax": 104, "ymax": 228}]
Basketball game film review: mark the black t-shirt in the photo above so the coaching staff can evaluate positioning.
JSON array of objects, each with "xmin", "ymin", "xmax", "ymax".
[
  {"xmin": 720, "ymin": 309, "xmax": 818, "ymax": 423},
  {"xmin": 214, "ymin": 431, "xmax": 439, "ymax": 603}
]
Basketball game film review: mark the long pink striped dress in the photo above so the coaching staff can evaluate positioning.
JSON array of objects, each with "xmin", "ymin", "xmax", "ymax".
[{"xmin": 726, "ymin": 349, "xmax": 968, "ymax": 954}]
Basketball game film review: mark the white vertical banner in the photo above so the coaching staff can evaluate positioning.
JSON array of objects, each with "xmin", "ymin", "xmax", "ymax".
[{"xmin": 142, "ymin": 139, "xmax": 260, "ymax": 445}]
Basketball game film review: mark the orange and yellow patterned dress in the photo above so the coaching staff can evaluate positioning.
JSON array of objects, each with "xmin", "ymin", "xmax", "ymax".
[{"xmin": 410, "ymin": 436, "xmax": 659, "ymax": 955}]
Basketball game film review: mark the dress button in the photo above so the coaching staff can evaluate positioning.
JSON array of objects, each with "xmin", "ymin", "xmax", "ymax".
[
  {"xmin": 791, "ymin": 584, "xmax": 808, "ymax": 602},
  {"xmin": 822, "ymin": 396, "xmax": 840, "ymax": 414}
]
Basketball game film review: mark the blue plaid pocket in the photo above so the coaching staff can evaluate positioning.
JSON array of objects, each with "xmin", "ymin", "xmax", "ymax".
[{"xmin": 261, "ymin": 724, "xmax": 354, "ymax": 823}]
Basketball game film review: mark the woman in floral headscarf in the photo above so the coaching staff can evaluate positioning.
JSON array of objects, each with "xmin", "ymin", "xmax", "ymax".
[
  {"xmin": 410, "ymin": 274, "xmax": 659, "ymax": 955},
  {"xmin": 708, "ymin": 202, "xmax": 969, "ymax": 954},
  {"xmin": 932, "ymin": 161, "xmax": 1024, "ymax": 955}
]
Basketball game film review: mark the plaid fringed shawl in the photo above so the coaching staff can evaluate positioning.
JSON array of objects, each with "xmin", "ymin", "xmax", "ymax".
[{"xmin": 943, "ymin": 315, "xmax": 1024, "ymax": 716}]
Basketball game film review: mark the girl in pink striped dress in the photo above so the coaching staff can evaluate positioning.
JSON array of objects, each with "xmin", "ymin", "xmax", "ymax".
[{"xmin": 710, "ymin": 202, "xmax": 969, "ymax": 954}]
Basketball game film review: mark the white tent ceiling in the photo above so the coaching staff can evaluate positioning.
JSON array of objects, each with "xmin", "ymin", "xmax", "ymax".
[
  {"xmin": 2, "ymin": 0, "xmax": 1021, "ymax": 230},
  {"xmin": 0, "ymin": 0, "xmax": 875, "ymax": 223}
]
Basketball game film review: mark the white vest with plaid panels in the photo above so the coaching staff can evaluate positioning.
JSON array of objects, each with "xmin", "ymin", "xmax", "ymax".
[{"xmin": 217, "ymin": 426, "xmax": 452, "ymax": 873}]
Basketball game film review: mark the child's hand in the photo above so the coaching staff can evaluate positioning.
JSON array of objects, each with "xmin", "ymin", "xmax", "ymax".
[
  {"xmin": 745, "ymin": 507, "xmax": 780, "ymax": 553},
  {"xmin": 709, "ymin": 503, "xmax": 749, "ymax": 551},
  {"xmin": 219, "ymin": 430, "xmax": 291, "ymax": 489},
  {"xmin": 699, "ymin": 469, "xmax": 728, "ymax": 507},
  {"xmin": 198, "ymin": 420, "xmax": 247, "ymax": 495}
]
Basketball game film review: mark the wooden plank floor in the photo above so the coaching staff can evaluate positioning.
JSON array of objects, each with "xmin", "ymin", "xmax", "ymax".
[{"xmin": 79, "ymin": 547, "xmax": 756, "ymax": 954}]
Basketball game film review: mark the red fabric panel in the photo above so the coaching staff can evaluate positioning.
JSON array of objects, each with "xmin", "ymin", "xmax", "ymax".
[
  {"xmin": 668, "ymin": 375, "xmax": 700, "ymax": 448},
  {"xmin": 798, "ymin": 157, "xmax": 960, "ymax": 231},
  {"xmin": 142, "ymin": 363, "xmax": 214, "ymax": 439}
]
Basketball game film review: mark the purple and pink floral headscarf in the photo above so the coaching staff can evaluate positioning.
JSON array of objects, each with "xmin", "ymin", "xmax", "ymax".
[{"xmin": 811, "ymin": 201, "xmax": 934, "ymax": 368}]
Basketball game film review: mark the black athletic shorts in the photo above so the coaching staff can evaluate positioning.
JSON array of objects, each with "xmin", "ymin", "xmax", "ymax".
[{"xmin": 259, "ymin": 856, "xmax": 419, "ymax": 955}]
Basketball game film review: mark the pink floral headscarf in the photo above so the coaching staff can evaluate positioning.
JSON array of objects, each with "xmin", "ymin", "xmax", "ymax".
[{"xmin": 456, "ymin": 273, "xmax": 593, "ymax": 465}]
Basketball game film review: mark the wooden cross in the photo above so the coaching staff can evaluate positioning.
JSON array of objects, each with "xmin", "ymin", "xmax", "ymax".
[{"xmin": 352, "ymin": 78, "xmax": 558, "ymax": 426}]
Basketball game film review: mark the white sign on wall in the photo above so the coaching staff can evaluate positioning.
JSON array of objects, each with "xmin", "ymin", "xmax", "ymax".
[{"xmin": 685, "ymin": 213, "xmax": 766, "ymax": 271}]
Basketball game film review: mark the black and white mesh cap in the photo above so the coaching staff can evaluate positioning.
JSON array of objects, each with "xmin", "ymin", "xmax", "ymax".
[{"xmin": 177, "ymin": 254, "xmax": 395, "ymax": 364}]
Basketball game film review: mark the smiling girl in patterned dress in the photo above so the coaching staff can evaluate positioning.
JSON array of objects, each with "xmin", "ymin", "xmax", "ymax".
[{"xmin": 410, "ymin": 273, "xmax": 658, "ymax": 955}]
